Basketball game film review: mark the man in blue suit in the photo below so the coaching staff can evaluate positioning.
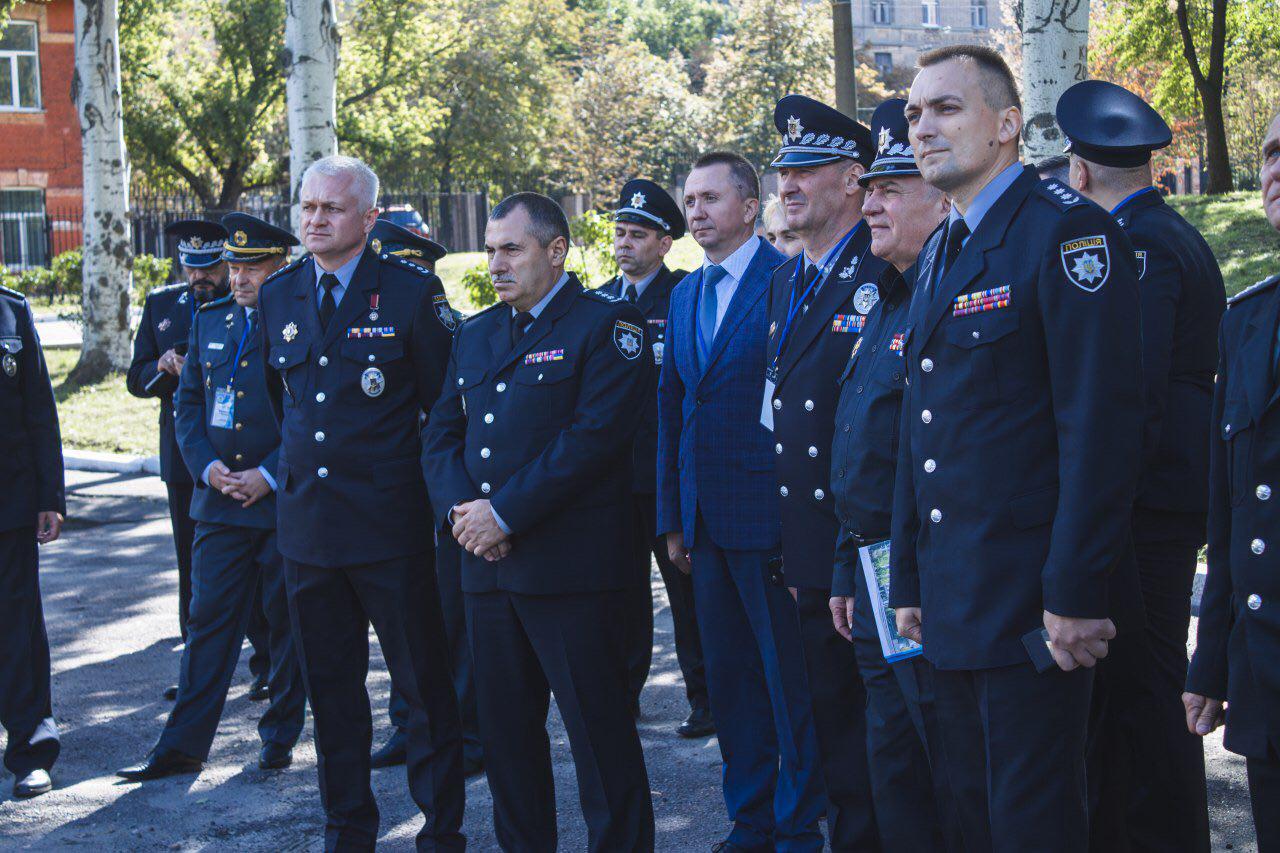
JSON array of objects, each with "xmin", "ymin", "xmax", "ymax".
[{"xmin": 657, "ymin": 151, "xmax": 825, "ymax": 852}]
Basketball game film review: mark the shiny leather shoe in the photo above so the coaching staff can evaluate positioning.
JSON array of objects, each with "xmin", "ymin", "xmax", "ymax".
[
  {"xmin": 677, "ymin": 707, "xmax": 716, "ymax": 739},
  {"xmin": 162, "ymin": 685, "xmax": 178, "ymax": 701},
  {"xmin": 248, "ymin": 675, "xmax": 270, "ymax": 702},
  {"xmin": 13, "ymin": 769, "xmax": 52, "ymax": 798},
  {"xmin": 258, "ymin": 742, "xmax": 292, "ymax": 770},
  {"xmin": 116, "ymin": 749, "xmax": 202, "ymax": 781},
  {"xmin": 370, "ymin": 729, "xmax": 407, "ymax": 769}
]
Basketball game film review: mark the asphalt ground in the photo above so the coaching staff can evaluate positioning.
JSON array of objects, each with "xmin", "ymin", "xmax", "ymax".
[{"xmin": 0, "ymin": 470, "xmax": 1261, "ymax": 850}]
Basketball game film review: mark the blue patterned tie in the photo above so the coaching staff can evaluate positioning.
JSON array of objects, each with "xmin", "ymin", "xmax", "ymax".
[{"xmin": 698, "ymin": 264, "xmax": 727, "ymax": 368}]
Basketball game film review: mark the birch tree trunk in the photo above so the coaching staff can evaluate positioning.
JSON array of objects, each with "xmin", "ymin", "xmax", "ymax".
[
  {"xmin": 70, "ymin": 0, "xmax": 132, "ymax": 385},
  {"xmin": 1020, "ymin": 0, "xmax": 1089, "ymax": 162},
  {"xmin": 284, "ymin": 0, "xmax": 340, "ymax": 234}
]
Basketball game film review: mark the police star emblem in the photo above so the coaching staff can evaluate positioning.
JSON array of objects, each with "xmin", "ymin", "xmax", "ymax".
[
  {"xmin": 613, "ymin": 319, "xmax": 643, "ymax": 360},
  {"xmin": 190, "ymin": 236, "xmax": 203, "ymax": 249},
  {"xmin": 1060, "ymin": 235, "xmax": 1111, "ymax": 292},
  {"xmin": 282, "ymin": 321, "xmax": 298, "ymax": 342},
  {"xmin": 787, "ymin": 115, "xmax": 803, "ymax": 141},
  {"xmin": 878, "ymin": 126, "xmax": 892, "ymax": 152},
  {"xmin": 631, "ymin": 191, "xmax": 647, "ymax": 209}
]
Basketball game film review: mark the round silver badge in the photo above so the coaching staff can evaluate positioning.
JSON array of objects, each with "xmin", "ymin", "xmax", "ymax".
[
  {"xmin": 2, "ymin": 352, "xmax": 15, "ymax": 377},
  {"xmin": 853, "ymin": 283, "xmax": 880, "ymax": 315},
  {"xmin": 652, "ymin": 341, "xmax": 664, "ymax": 365},
  {"xmin": 361, "ymin": 366, "xmax": 385, "ymax": 397}
]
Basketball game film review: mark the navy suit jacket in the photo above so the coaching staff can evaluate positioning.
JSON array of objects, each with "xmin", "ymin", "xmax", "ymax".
[{"xmin": 657, "ymin": 237, "xmax": 785, "ymax": 551}]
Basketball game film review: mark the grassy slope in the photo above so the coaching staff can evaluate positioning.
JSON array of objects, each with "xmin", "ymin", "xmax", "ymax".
[
  {"xmin": 45, "ymin": 348, "xmax": 160, "ymax": 456},
  {"xmin": 1168, "ymin": 192, "xmax": 1279, "ymax": 297}
]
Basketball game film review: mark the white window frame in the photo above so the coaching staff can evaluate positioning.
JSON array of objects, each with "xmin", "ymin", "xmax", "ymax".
[
  {"xmin": 0, "ymin": 188, "xmax": 47, "ymax": 270},
  {"xmin": 0, "ymin": 21, "xmax": 41, "ymax": 112},
  {"xmin": 870, "ymin": 0, "xmax": 893, "ymax": 25},
  {"xmin": 971, "ymin": 0, "xmax": 988, "ymax": 28},
  {"xmin": 874, "ymin": 52, "xmax": 894, "ymax": 76},
  {"xmin": 922, "ymin": 0, "xmax": 940, "ymax": 26}
]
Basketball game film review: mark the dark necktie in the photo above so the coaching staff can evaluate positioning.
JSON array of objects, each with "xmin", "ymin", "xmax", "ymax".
[
  {"xmin": 940, "ymin": 219, "xmax": 969, "ymax": 283},
  {"xmin": 624, "ymin": 283, "xmax": 639, "ymax": 304},
  {"xmin": 796, "ymin": 261, "xmax": 822, "ymax": 315},
  {"xmin": 511, "ymin": 311, "xmax": 534, "ymax": 347},
  {"xmin": 319, "ymin": 273, "xmax": 339, "ymax": 330}
]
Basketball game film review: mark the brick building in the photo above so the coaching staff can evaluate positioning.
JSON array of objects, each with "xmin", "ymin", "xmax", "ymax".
[{"xmin": 0, "ymin": 0, "xmax": 81, "ymax": 269}]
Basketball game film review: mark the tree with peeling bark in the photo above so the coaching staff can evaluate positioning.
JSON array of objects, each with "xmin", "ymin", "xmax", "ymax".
[
  {"xmin": 284, "ymin": 0, "xmax": 340, "ymax": 233},
  {"xmin": 1019, "ymin": 0, "xmax": 1089, "ymax": 161},
  {"xmin": 71, "ymin": 0, "xmax": 133, "ymax": 385}
]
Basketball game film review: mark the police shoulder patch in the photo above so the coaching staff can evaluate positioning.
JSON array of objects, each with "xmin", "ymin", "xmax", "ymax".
[
  {"xmin": 432, "ymin": 293, "xmax": 457, "ymax": 331},
  {"xmin": 1228, "ymin": 274, "xmax": 1280, "ymax": 307},
  {"xmin": 1060, "ymin": 235, "xmax": 1111, "ymax": 292},
  {"xmin": 1036, "ymin": 180, "xmax": 1086, "ymax": 209},
  {"xmin": 613, "ymin": 318, "xmax": 644, "ymax": 360}
]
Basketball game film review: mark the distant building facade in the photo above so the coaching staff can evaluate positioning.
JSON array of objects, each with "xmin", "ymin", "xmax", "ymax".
[{"xmin": 849, "ymin": 0, "xmax": 1012, "ymax": 88}]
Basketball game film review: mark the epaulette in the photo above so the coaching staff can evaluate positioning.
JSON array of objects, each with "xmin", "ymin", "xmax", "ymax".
[
  {"xmin": 0, "ymin": 283, "xmax": 25, "ymax": 301},
  {"xmin": 1035, "ymin": 180, "xmax": 1087, "ymax": 209},
  {"xmin": 197, "ymin": 293, "xmax": 234, "ymax": 313},
  {"xmin": 583, "ymin": 287, "xmax": 623, "ymax": 303},
  {"xmin": 262, "ymin": 256, "xmax": 306, "ymax": 287},
  {"xmin": 1228, "ymin": 274, "xmax": 1280, "ymax": 307},
  {"xmin": 378, "ymin": 252, "xmax": 435, "ymax": 281},
  {"xmin": 150, "ymin": 281, "xmax": 188, "ymax": 295}
]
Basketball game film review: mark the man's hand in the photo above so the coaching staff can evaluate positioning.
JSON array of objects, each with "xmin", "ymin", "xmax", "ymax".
[
  {"xmin": 666, "ymin": 532, "xmax": 692, "ymax": 575},
  {"xmin": 226, "ymin": 467, "xmax": 273, "ymax": 508},
  {"xmin": 1043, "ymin": 611, "xmax": 1116, "ymax": 671},
  {"xmin": 896, "ymin": 606, "xmax": 923, "ymax": 644},
  {"xmin": 1182, "ymin": 692, "xmax": 1225, "ymax": 736},
  {"xmin": 452, "ymin": 499, "xmax": 509, "ymax": 556},
  {"xmin": 830, "ymin": 595, "xmax": 855, "ymax": 642},
  {"xmin": 36, "ymin": 511, "xmax": 62, "ymax": 544},
  {"xmin": 158, "ymin": 348, "xmax": 185, "ymax": 376},
  {"xmin": 479, "ymin": 540, "xmax": 512, "ymax": 562}
]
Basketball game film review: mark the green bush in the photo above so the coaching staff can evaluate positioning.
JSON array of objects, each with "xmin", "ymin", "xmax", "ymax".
[
  {"xmin": 569, "ymin": 210, "xmax": 619, "ymax": 286},
  {"xmin": 461, "ymin": 262, "xmax": 497, "ymax": 308},
  {"xmin": 132, "ymin": 253, "xmax": 173, "ymax": 304},
  {"xmin": 50, "ymin": 249, "xmax": 83, "ymax": 300}
]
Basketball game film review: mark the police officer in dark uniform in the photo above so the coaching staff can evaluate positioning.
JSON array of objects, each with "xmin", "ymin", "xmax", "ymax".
[
  {"xmin": 828, "ymin": 99, "xmax": 960, "ymax": 851},
  {"xmin": 0, "ymin": 284, "xmax": 64, "ymax": 799},
  {"xmin": 765, "ymin": 93, "xmax": 887, "ymax": 851},
  {"xmin": 1185, "ymin": 111, "xmax": 1280, "ymax": 852},
  {"xmin": 598, "ymin": 178, "xmax": 712, "ymax": 736},
  {"xmin": 363, "ymin": 219, "xmax": 484, "ymax": 777},
  {"xmin": 422, "ymin": 193, "xmax": 654, "ymax": 852},
  {"xmin": 1058, "ymin": 80, "xmax": 1226, "ymax": 852},
  {"xmin": 258, "ymin": 155, "xmax": 464, "ymax": 851},
  {"xmin": 891, "ymin": 46, "xmax": 1143, "ymax": 850},
  {"xmin": 117, "ymin": 213, "xmax": 308, "ymax": 781}
]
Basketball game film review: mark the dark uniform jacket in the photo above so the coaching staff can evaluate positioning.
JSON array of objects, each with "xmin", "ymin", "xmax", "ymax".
[
  {"xmin": 889, "ymin": 167, "xmax": 1144, "ymax": 670},
  {"xmin": 1187, "ymin": 273, "xmax": 1280, "ymax": 758},
  {"xmin": 175, "ymin": 297, "xmax": 280, "ymax": 530},
  {"xmin": 422, "ymin": 275, "xmax": 651, "ymax": 595},
  {"xmin": 258, "ymin": 249, "xmax": 455, "ymax": 568},
  {"xmin": 1114, "ymin": 188, "xmax": 1226, "ymax": 517},
  {"xmin": 766, "ymin": 221, "xmax": 890, "ymax": 590},
  {"xmin": 127, "ymin": 282, "xmax": 198, "ymax": 485},
  {"xmin": 0, "ymin": 286, "xmax": 64, "ymax": 532},
  {"xmin": 829, "ymin": 263, "xmax": 915, "ymax": 598},
  {"xmin": 599, "ymin": 264, "xmax": 685, "ymax": 495}
]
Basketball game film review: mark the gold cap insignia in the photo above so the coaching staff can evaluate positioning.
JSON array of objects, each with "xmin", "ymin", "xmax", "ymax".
[
  {"xmin": 371, "ymin": 238, "xmax": 382, "ymax": 254},
  {"xmin": 234, "ymin": 230, "xmax": 248, "ymax": 246}
]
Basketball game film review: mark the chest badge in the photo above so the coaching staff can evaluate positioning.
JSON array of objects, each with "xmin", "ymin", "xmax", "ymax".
[
  {"xmin": 282, "ymin": 322, "xmax": 298, "ymax": 343},
  {"xmin": 157, "ymin": 317, "xmax": 172, "ymax": 332},
  {"xmin": 361, "ymin": 366, "xmax": 385, "ymax": 397},
  {"xmin": 652, "ymin": 341, "xmax": 664, "ymax": 365},
  {"xmin": 2, "ymin": 352, "xmax": 16, "ymax": 377},
  {"xmin": 853, "ymin": 283, "xmax": 880, "ymax": 314}
]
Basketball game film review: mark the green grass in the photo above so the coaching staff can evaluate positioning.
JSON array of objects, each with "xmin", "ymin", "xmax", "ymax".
[
  {"xmin": 45, "ymin": 349, "xmax": 159, "ymax": 456},
  {"xmin": 1168, "ymin": 192, "xmax": 1279, "ymax": 297}
]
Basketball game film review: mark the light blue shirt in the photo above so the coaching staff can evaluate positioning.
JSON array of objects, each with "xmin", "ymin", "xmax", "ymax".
[
  {"xmin": 314, "ymin": 250, "xmax": 363, "ymax": 307},
  {"xmin": 948, "ymin": 161, "xmax": 1024, "ymax": 247},
  {"xmin": 201, "ymin": 305, "xmax": 277, "ymax": 492},
  {"xmin": 702, "ymin": 234, "xmax": 761, "ymax": 334}
]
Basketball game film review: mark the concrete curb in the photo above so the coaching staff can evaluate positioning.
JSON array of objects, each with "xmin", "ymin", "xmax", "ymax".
[{"xmin": 64, "ymin": 448, "xmax": 161, "ymax": 476}]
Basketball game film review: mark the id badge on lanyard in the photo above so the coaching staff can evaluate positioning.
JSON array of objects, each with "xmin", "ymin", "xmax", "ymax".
[{"xmin": 209, "ymin": 318, "xmax": 251, "ymax": 430}]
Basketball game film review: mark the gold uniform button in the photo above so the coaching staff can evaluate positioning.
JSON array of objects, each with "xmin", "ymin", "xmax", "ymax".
[
  {"xmin": 235, "ymin": 453, "xmax": 244, "ymax": 462},
  {"xmin": 236, "ymin": 390, "xmax": 244, "ymax": 399},
  {"xmin": 235, "ymin": 422, "xmax": 243, "ymax": 431}
]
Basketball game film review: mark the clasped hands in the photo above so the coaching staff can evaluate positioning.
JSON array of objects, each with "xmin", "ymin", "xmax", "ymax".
[
  {"xmin": 452, "ymin": 499, "xmax": 511, "ymax": 562},
  {"xmin": 892, "ymin": 607, "xmax": 1117, "ymax": 671},
  {"xmin": 208, "ymin": 462, "xmax": 273, "ymax": 508}
]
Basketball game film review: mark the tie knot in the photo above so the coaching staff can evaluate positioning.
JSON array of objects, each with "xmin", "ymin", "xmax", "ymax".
[
  {"xmin": 514, "ymin": 311, "xmax": 534, "ymax": 327},
  {"xmin": 703, "ymin": 264, "xmax": 727, "ymax": 288},
  {"xmin": 624, "ymin": 283, "xmax": 639, "ymax": 303},
  {"xmin": 320, "ymin": 272, "xmax": 340, "ymax": 293},
  {"xmin": 947, "ymin": 219, "xmax": 969, "ymax": 250}
]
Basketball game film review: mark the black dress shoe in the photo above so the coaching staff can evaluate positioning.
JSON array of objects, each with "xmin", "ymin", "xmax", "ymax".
[
  {"xmin": 463, "ymin": 752, "xmax": 484, "ymax": 778},
  {"xmin": 258, "ymin": 742, "xmax": 292, "ymax": 770},
  {"xmin": 248, "ymin": 674, "xmax": 270, "ymax": 702},
  {"xmin": 370, "ymin": 729, "xmax": 407, "ymax": 769},
  {"xmin": 710, "ymin": 842, "xmax": 749, "ymax": 852},
  {"xmin": 13, "ymin": 769, "xmax": 52, "ymax": 798},
  {"xmin": 116, "ymin": 749, "xmax": 201, "ymax": 781},
  {"xmin": 162, "ymin": 685, "xmax": 178, "ymax": 701},
  {"xmin": 677, "ymin": 707, "xmax": 716, "ymax": 739}
]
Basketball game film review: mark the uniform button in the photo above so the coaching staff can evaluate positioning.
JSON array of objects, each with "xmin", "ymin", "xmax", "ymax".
[
  {"xmin": 775, "ymin": 443, "xmax": 783, "ymax": 454},
  {"xmin": 481, "ymin": 447, "xmax": 491, "ymax": 459},
  {"xmin": 315, "ymin": 392, "xmax": 326, "ymax": 402},
  {"xmin": 930, "ymin": 508, "xmax": 942, "ymax": 523},
  {"xmin": 856, "ymin": 385, "xmax": 864, "ymax": 394},
  {"xmin": 814, "ymin": 489, "xmax": 824, "ymax": 500},
  {"xmin": 538, "ymin": 373, "xmax": 544, "ymax": 381},
  {"xmin": 972, "ymin": 330, "xmax": 981, "ymax": 340},
  {"xmin": 808, "ymin": 446, "xmax": 818, "ymax": 458},
  {"xmin": 317, "ymin": 467, "xmax": 329, "ymax": 478},
  {"xmin": 924, "ymin": 459, "xmax": 936, "ymax": 473},
  {"xmin": 278, "ymin": 356, "xmax": 286, "ymax": 364},
  {"xmin": 205, "ymin": 361, "xmax": 212, "ymax": 369},
  {"xmin": 773, "ymin": 398, "xmax": 782, "ymax": 410},
  {"xmin": 804, "ymin": 400, "xmax": 814, "ymax": 411},
  {"xmin": 1258, "ymin": 485, "xmax": 1272, "ymax": 501},
  {"xmin": 1225, "ymin": 424, "xmax": 1231, "ymax": 434},
  {"xmin": 484, "ymin": 413, "xmax": 494, "ymax": 424},
  {"xmin": 368, "ymin": 354, "xmax": 376, "ymax": 362},
  {"xmin": 922, "ymin": 358, "xmax": 934, "ymax": 372},
  {"xmin": 240, "ymin": 360, "xmax": 249, "ymax": 368},
  {"xmin": 1252, "ymin": 538, "xmax": 1266, "ymax": 555},
  {"xmin": 236, "ymin": 390, "xmax": 244, "ymax": 399},
  {"xmin": 921, "ymin": 409, "xmax": 932, "ymax": 423},
  {"xmin": 314, "ymin": 431, "xmax": 325, "ymax": 442},
  {"xmin": 457, "ymin": 377, "xmax": 465, "ymax": 386},
  {"xmin": 497, "ymin": 382, "xmax": 507, "ymax": 392},
  {"xmin": 837, "ymin": 468, "xmax": 845, "ymax": 478},
  {"xmin": 1247, "ymin": 593, "xmax": 1262, "ymax": 610},
  {"xmin": 843, "ymin": 424, "xmax": 851, "ymax": 433},
  {"xmin": 481, "ymin": 482, "xmax": 491, "ymax": 494},
  {"xmin": 235, "ymin": 422, "xmax": 243, "ymax": 431},
  {"xmin": 235, "ymin": 453, "xmax": 244, "ymax": 462},
  {"xmin": 780, "ymin": 486, "xmax": 789, "ymax": 497},
  {"xmin": 319, "ymin": 356, "xmax": 329, "ymax": 366}
]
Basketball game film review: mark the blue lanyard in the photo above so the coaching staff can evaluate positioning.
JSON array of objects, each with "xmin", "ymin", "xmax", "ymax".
[
  {"xmin": 224, "ymin": 314, "xmax": 253, "ymax": 388},
  {"xmin": 771, "ymin": 222, "xmax": 864, "ymax": 372},
  {"xmin": 1110, "ymin": 186, "xmax": 1157, "ymax": 216}
]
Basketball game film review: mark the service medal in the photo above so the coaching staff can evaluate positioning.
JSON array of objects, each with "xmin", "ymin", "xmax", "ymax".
[
  {"xmin": 282, "ymin": 322, "xmax": 298, "ymax": 342},
  {"xmin": 2, "ymin": 352, "xmax": 15, "ymax": 377},
  {"xmin": 853, "ymin": 283, "xmax": 880, "ymax": 315},
  {"xmin": 652, "ymin": 341, "xmax": 664, "ymax": 365},
  {"xmin": 361, "ymin": 366, "xmax": 385, "ymax": 397}
]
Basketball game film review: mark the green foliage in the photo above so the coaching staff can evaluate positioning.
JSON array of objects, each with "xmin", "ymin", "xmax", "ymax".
[
  {"xmin": 131, "ymin": 254, "xmax": 174, "ymax": 304},
  {"xmin": 1169, "ymin": 192, "xmax": 1280, "ymax": 297},
  {"xmin": 569, "ymin": 211, "xmax": 620, "ymax": 285},
  {"xmin": 2, "ymin": 250, "xmax": 82, "ymax": 302},
  {"xmin": 460, "ymin": 263, "xmax": 498, "ymax": 309}
]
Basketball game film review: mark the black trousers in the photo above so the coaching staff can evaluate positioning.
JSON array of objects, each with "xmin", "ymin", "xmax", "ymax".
[
  {"xmin": 795, "ymin": 587, "xmax": 878, "ymax": 851},
  {"xmin": 247, "ymin": 573, "xmax": 271, "ymax": 681},
  {"xmin": 0, "ymin": 527, "xmax": 59, "ymax": 778},
  {"xmin": 164, "ymin": 480, "xmax": 195, "ymax": 642},
  {"xmin": 1087, "ymin": 509, "xmax": 1209, "ymax": 852},
  {"xmin": 285, "ymin": 554, "xmax": 464, "ymax": 852},
  {"xmin": 628, "ymin": 494, "xmax": 708, "ymax": 712},
  {"xmin": 933, "ymin": 662, "xmax": 1094, "ymax": 853},
  {"xmin": 466, "ymin": 589, "xmax": 654, "ymax": 853},
  {"xmin": 1248, "ymin": 742, "xmax": 1280, "ymax": 852}
]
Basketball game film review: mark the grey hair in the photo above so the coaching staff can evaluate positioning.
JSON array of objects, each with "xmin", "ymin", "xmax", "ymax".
[{"xmin": 301, "ymin": 155, "xmax": 380, "ymax": 212}]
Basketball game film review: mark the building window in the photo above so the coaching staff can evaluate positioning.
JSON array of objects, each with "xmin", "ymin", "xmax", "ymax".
[
  {"xmin": 874, "ymin": 52, "xmax": 894, "ymax": 76},
  {"xmin": 870, "ymin": 0, "xmax": 893, "ymax": 24},
  {"xmin": 0, "ymin": 21, "xmax": 40, "ymax": 111},
  {"xmin": 921, "ymin": 0, "xmax": 940, "ymax": 26},
  {"xmin": 971, "ymin": 0, "xmax": 988, "ymax": 28},
  {"xmin": 0, "ymin": 189, "xmax": 48, "ymax": 270}
]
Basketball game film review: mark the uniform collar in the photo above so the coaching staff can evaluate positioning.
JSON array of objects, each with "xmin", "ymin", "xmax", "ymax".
[
  {"xmin": 513, "ymin": 271, "xmax": 570, "ymax": 319},
  {"xmin": 313, "ymin": 250, "xmax": 362, "ymax": 291},
  {"xmin": 950, "ymin": 160, "xmax": 1023, "ymax": 237},
  {"xmin": 622, "ymin": 266, "xmax": 662, "ymax": 298},
  {"xmin": 1110, "ymin": 185, "xmax": 1159, "ymax": 216}
]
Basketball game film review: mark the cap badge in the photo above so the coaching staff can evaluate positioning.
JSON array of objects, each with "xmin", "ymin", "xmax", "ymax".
[
  {"xmin": 787, "ymin": 115, "xmax": 803, "ymax": 141},
  {"xmin": 371, "ymin": 238, "xmax": 382, "ymax": 254},
  {"xmin": 878, "ymin": 126, "xmax": 892, "ymax": 152},
  {"xmin": 190, "ymin": 236, "xmax": 204, "ymax": 249},
  {"xmin": 631, "ymin": 191, "xmax": 646, "ymax": 209},
  {"xmin": 233, "ymin": 230, "xmax": 248, "ymax": 246},
  {"xmin": 282, "ymin": 321, "xmax": 298, "ymax": 342}
]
